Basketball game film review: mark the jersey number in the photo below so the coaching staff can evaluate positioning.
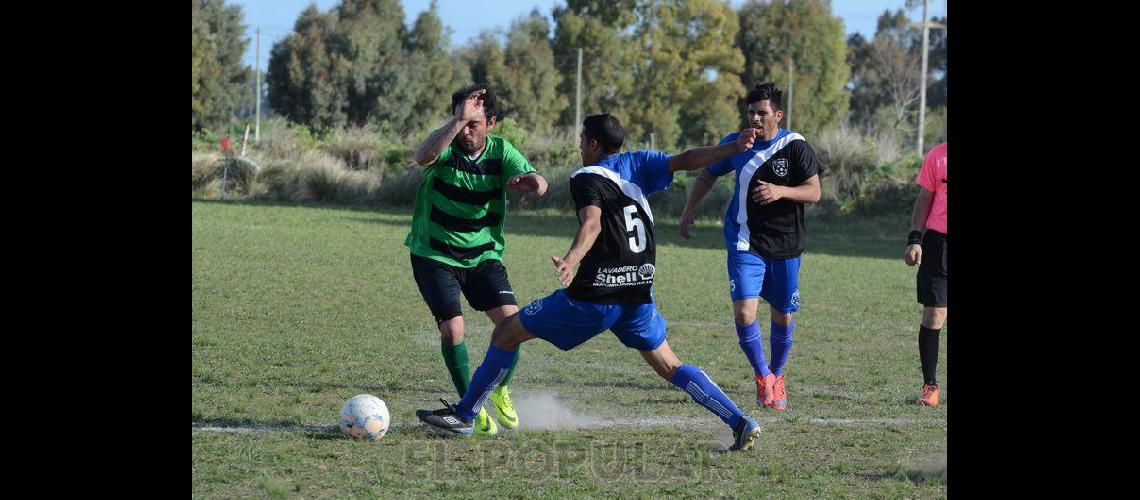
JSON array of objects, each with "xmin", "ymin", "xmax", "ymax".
[{"xmin": 623, "ymin": 205, "xmax": 647, "ymax": 253}]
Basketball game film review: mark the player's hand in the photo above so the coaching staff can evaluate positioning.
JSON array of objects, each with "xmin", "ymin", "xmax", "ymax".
[
  {"xmin": 752, "ymin": 181, "xmax": 782, "ymax": 204},
  {"xmin": 736, "ymin": 128, "xmax": 759, "ymax": 152},
  {"xmin": 453, "ymin": 88, "xmax": 487, "ymax": 121},
  {"xmin": 679, "ymin": 210, "xmax": 696, "ymax": 240},
  {"xmin": 508, "ymin": 174, "xmax": 546, "ymax": 195},
  {"xmin": 905, "ymin": 244, "xmax": 922, "ymax": 266},
  {"xmin": 551, "ymin": 256, "xmax": 574, "ymax": 287}
]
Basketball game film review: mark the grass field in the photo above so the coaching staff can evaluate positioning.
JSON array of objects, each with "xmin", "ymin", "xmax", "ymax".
[{"xmin": 192, "ymin": 200, "xmax": 947, "ymax": 498}]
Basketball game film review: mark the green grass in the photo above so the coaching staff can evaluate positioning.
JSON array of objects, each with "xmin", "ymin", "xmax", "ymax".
[{"xmin": 192, "ymin": 200, "xmax": 947, "ymax": 498}]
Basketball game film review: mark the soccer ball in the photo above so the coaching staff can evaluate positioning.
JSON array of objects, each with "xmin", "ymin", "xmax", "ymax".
[{"xmin": 339, "ymin": 394, "xmax": 390, "ymax": 441}]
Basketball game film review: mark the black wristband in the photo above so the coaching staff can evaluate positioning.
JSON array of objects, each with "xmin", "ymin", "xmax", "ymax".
[{"xmin": 907, "ymin": 230, "xmax": 923, "ymax": 246}]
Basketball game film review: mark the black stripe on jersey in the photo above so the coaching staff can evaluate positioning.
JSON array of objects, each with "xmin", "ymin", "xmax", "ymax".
[
  {"xmin": 448, "ymin": 155, "xmax": 503, "ymax": 176},
  {"xmin": 432, "ymin": 177, "xmax": 500, "ymax": 206},
  {"xmin": 429, "ymin": 237, "xmax": 497, "ymax": 261},
  {"xmin": 429, "ymin": 205, "xmax": 501, "ymax": 233}
]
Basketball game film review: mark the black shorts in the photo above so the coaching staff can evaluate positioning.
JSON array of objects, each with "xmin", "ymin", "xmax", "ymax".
[
  {"xmin": 410, "ymin": 253, "xmax": 518, "ymax": 323},
  {"xmin": 916, "ymin": 230, "xmax": 947, "ymax": 307}
]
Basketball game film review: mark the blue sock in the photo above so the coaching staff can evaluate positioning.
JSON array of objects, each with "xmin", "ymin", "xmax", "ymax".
[
  {"xmin": 736, "ymin": 321, "xmax": 770, "ymax": 377},
  {"xmin": 769, "ymin": 319, "xmax": 794, "ymax": 376},
  {"xmin": 671, "ymin": 364, "xmax": 745, "ymax": 428},
  {"xmin": 456, "ymin": 345, "xmax": 518, "ymax": 422}
]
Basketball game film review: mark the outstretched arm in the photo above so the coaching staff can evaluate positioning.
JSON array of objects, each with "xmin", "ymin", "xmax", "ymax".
[
  {"xmin": 507, "ymin": 172, "xmax": 548, "ymax": 196},
  {"xmin": 667, "ymin": 128, "xmax": 759, "ymax": 173},
  {"xmin": 551, "ymin": 205, "xmax": 603, "ymax": 286}
]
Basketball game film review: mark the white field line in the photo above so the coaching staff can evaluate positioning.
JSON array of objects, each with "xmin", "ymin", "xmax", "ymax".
[{"xmin": 193, "ymin": 415, "xmax": 939, "ymax": 436}]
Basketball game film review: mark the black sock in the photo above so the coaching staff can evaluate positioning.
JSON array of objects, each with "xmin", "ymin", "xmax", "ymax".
[{"xmin": 919, "ymin": 326, "xmax": 940, "ymax": 386}]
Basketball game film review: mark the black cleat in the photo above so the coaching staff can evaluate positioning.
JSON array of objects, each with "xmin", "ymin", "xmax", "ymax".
[
  {"xmin": 416, "ymin": 399, "xmax": 474, "ymax": 436},
  {"xmin": 729, "ymin": 416, "xmax": 761, "ymax": 451}
]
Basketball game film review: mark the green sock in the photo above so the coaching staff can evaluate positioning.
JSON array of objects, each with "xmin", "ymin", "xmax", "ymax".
[
  {"xmin": 499, "ymin": 347, "xmax": 520, "ymax": 386},
  {"xmin": 441, "ymin": 339, "xmax": 470, "ymax": 397}
]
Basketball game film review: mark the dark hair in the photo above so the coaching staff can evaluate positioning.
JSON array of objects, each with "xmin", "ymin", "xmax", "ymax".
[
  {"xmin": 450, "ymin": 83, "xmax": 498, "ymax": 121},
  {"xmin": 745, "ymin": 82, "xmax": 784, "ymax": 112},
  {"xmin": 582, "ymin": 114, "xmax": 624, "ymax": 154}
]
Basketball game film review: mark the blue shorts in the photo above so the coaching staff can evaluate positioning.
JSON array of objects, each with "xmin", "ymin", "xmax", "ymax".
[
  {"xmin": 726, "ymin": 250, "xmax": 801, "ymax": 313},
  {"xmin": 518, "ymin": 289, "xmax": 667, "ymax": 352}
]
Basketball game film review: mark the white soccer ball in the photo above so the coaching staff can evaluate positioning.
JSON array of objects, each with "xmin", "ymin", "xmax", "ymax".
[{"xmin": 339, "ymin": 394, "xmax": 390, "ymax": 441}]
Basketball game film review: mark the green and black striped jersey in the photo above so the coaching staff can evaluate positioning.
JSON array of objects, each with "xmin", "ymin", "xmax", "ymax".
[{"xmin": 404, "ymin": 135, "xmax": 536, "ymax": 268}]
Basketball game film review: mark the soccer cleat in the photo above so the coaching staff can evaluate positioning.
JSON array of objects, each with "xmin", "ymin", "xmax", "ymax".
[
  {"xmin": 729, "ymin": 416, "xmax": 762, "ymax": 451},
  {"xmin": 487, "ymin": 385, "xmax": 519, "ymax": 429},
  {"xmin": 755, "ymin": 373, "xmax": 775, "ymax": 408},
  {"xmin": 920, "ymin": 384, "xmax": 939, "ymax": 407},
  {"xmin": 770, "ymin": 374, "xmax": 788, "ymax": 411},
  {"xmin": 416, "ymin": 399, "xmax": 474, "ymax": 436},
  {"xmin": 474, "ymin": 407, "xmax": 498, "ymax": 436}
]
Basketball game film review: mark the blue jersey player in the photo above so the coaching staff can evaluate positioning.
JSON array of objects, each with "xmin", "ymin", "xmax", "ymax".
[
  {"xmin": 418, "ymin": 114, "xmax": 764, "ymax": 451},
  {"xmin": 680, "ymin": 83, "xmax": 822, "ymax": 411}
]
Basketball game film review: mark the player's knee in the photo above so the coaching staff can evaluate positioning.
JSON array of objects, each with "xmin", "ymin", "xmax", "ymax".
[
  {"xmin": 771, "ymin": 311, "xmax": 793, "ymax": 327},
  {"xmin": 438, "ymin": 316, "xmax": 464, "ymax": 344},
  {"xmin": 490, "ymin": 313, "xmax": 526, "ymax": 350},
  {"xmin": 655, "ymin": 360, "xmax": 682, "ymax": 381},
  {"xmin": 733, "ymin": 308, "xmax": 756, "ymax": 326},
  {"xmin": 923, "ymin": 308, "xmax": 946, "ymax": 329}
]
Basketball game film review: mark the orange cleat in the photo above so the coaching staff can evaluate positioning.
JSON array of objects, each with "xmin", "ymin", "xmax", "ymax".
[
  {"xmin": 755, "ymin": 373, "xmax": 775, "ymax": 408},
  {"xmin": 771, "ymin": 374, "xmax": 788, "ymax": 410},
  {"xmin": 920, "ymin": 384, "xmax": 940, "ymax": 407}
]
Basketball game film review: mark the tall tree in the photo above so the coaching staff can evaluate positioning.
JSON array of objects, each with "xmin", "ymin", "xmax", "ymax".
[
  {"xmin": 192, "ymin": 0, "xmax": 251, "ymax": 131},
  {"xmin": 403, "ymin": 0, "xmax": 455, "ymax": 132},
  {"xmin": 846, "ymin": 9, "xmax": 946, "ymax": 129},
  {"xmin": 736, "ymin": 0, "xmax": 849, "ymax": 137},
  {"xmin": 499, "ymin": 9, "xmax": 566, "ymax": 134},
  {"xmin": 457, "ymin": 31, "xmax": 507, "ymax": 96},
  {"xmin": 551, "ymin": 1, "xmax": 639, "ymax": 132},
  {"xmin": 266, "ymin": 5, "xmax": 344, "ymax": 130},
  {"xmin": 330, "ymin": 0, "xmax": 411, "ymax": 128},
  {"xmin": 622, "ymin": 0, "xmax": 746, "ymax": 148}
]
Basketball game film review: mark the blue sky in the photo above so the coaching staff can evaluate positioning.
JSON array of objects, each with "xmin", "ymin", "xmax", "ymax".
[{"xmin": 233, "ymin": 0, "xmax": 947, "ymax": 71}]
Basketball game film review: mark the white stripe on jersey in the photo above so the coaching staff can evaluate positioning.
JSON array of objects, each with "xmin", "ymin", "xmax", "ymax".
[
  {"xmin": 570, "ymin": 166, "xmax": 654, "ymax": 223},
  {"xmin": 734, "ymin": 133, "xmax": 804, "ymax": 251}
]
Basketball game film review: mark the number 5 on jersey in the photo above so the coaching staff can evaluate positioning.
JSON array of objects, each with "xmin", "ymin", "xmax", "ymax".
[{"xmin": 623, "ymin": 205, "xmax": 647, "ymax": 253}]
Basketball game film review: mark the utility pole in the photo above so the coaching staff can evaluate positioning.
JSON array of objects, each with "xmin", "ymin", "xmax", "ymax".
[
  {"xmin": 915, "ymin": 0, "xmax": 946, "ymax": 155},
  {"xmin": 255, "ymin": 26, "xmax": 261, "ymax": 142},
  {"xmin": 917, "ymin": 0, "xmax": 928, "ymax": 155},
  {"xmin": 787, "ymin": 58, "xmax": 794, "ymax": 131},
  {"xmin": 575, "ymin": 48, "xmax": 583, "ymax": 134}
]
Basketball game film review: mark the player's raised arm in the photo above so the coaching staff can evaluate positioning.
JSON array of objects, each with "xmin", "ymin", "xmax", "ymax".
[
  {"xmin": 415, "ymin": 88, "xmax": 487, "ymax": 166},
  {"xmin": 667, "ymin": 128, "xmax": 759, "ymax": 173},
  {"xmin": 551, "ymin": 205, "xmax": 603, "ymax": 287}
]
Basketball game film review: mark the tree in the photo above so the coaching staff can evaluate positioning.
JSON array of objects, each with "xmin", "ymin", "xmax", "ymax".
[
  {"xmin": 736, "ymin": 0, "xmax": 850, "ymax": 137},
  {"xmin": 402, "ymin": 0, "xmax": 456, "ymax": 132},
  {"xmin": 192, "ymin": 0, "xmax": 251, "ymax": 132},
  {"xmin": 870, "ymin": 30, "xmax": 921, "ymax": 131},
  {"xmin": 621, "ymin": 0, "xmax": 746, "ymax": 148},
  {"xmin": 552, "ymin": 0, "xmax": 745, "ymax": 149},
  {"xmin": 844, "ymin": 8, "xmax": 945, "ymax": 137},
  {"xmin": 268, "ymin": 0, "xmax": 445, "ymax": 133},
  {"xmin": 499, "ymin": 9, "xmax": 566, "ymax": 134},
  {"xmin": 456, "ymin": 31, "xmax": 507, "ymax": 98},
  {"xmin": 266, "ymin": 5, "xmax": 344, "ymax": 130},
  {"xmin": 551, "ymin": 1, "xmax": 639, "ymax": 132},
  {"xmin": 330, "ymin": 0, "xmax": 412, "ymax": 128}
]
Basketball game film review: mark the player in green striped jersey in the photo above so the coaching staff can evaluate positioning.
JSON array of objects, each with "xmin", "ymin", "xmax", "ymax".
[{"xmin": 405, "ymin": 84, "xmax": 548, "ymax": 435}]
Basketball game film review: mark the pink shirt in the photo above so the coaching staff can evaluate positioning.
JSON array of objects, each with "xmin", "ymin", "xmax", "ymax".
[{"xmin": 917, "ymin": 142, "xmax": 947, "ymax": 234}]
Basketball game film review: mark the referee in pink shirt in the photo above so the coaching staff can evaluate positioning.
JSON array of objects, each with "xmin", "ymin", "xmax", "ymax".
[{"xmin": 905, "ymin": 142, "xmax": 947, "ymax": 407}]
